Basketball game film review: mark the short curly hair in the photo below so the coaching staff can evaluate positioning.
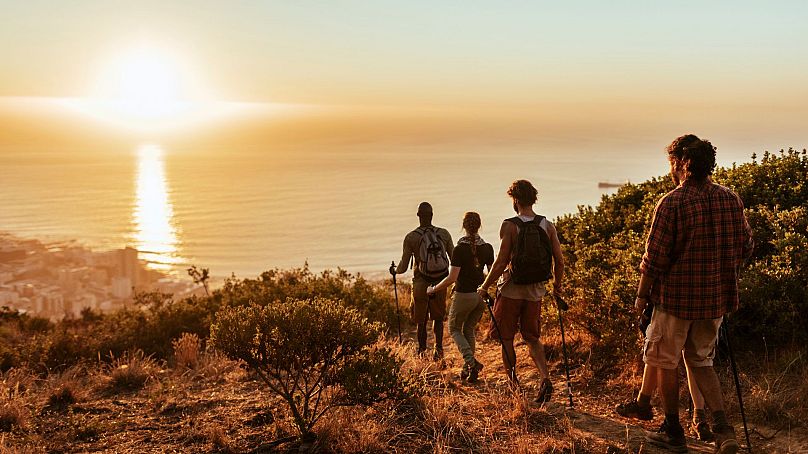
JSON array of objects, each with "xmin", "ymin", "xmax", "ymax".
[
  {"xmin": 507, "ymin": 180, "xmax": 538, "ymax": 207},
  {"xmin": 666, "ymin": 134, "xmax": 716, "ymax": 181}
]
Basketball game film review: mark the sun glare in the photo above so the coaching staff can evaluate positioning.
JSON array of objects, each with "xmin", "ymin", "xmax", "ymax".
[{"xmin": 73, "ymin": 43, "xmax": 225, "ymax": 131}]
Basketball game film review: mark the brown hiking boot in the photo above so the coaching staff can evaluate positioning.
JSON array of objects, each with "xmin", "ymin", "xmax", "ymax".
[
  {"xmin": 646, "ymin": 419, "xmax": 688, "ymax": 453},
  {"xmin": 714, "ymin": 426, "xmax": 739, "ymax": 454},
  {"xmin": 468, "ymin": 360, "xmax": 483, "ymax": 383},
  {"xmin": 535, "ymin": 378, "xmax": 553, "ymax": 403},
  {"xmin": 615, "ymin": 400, "xmax": 654, "ymax": 421},
  {"xmin": 691, "ymin": 419, "xmax": 714, "ymax": 442}
]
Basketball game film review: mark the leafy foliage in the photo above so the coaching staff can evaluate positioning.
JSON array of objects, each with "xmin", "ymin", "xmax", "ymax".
[
  {"xmin": 210, "ymin": 297, "xmax": 412, "ymax": 437},
  {"xmin": 215, "ymin": 265, "xmax": 397, "ymax": 329}
]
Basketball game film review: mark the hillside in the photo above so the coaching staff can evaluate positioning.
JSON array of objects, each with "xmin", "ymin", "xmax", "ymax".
[{"xmin": 1, "ymin": 149, "xmax": 807, "ymax": 453}]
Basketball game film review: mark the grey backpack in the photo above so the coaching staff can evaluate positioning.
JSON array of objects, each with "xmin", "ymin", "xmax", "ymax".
[{"xmin": 416, "ymin": 227, "xmax": 450, "ymax": 278}]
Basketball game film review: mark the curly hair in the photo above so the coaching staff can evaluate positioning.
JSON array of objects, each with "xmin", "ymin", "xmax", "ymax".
[
  {"xmin": 507, "ymin": 179, "xmax": 538, "ymax": 207},
  {"xmin": 666, "ymin": 134, "xmax": 716, "ymax": 181}
]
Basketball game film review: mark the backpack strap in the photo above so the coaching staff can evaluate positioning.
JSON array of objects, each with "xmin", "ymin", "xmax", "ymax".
[{"xmin": 505, "ymin": 216, "xmax": 524, "ymax": 227}]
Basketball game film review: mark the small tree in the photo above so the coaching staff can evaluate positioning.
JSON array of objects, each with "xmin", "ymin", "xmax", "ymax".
[{"xmin": 210, "ymin": 298, "xmax": 409, "ymax": 438}]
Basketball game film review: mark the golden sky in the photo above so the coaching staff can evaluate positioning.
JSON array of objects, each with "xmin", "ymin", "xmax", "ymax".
[{"xmin": 1, "ymin": 1, "xmax": 807, "ymax": 148}]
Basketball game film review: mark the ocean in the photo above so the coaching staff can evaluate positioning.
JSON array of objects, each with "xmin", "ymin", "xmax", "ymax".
[{"xmin": 0, "ymin": 137, "xmax": 759, "ymax": 280}]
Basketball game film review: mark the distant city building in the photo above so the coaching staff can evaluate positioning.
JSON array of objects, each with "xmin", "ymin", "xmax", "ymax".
[{"xmin": 111, "ymin": 276, "xmax": 133, "ymax": 299}]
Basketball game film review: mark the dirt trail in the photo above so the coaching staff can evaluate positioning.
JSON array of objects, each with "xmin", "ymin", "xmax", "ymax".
[{"xmin": 430, "ymin": 329, "xmax": 808, "ymax": 454}]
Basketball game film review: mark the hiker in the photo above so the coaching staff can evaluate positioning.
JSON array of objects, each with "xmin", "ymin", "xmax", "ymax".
[
  {"xmin": 633, "ymin": 135, "xmax": 753, "ymax": 453},
  {"xmin": 391, "ymin": 202, "xmax": 454, "ymax": 359},
  {"xmin": 427, "ymin": 212, "xmax": 494, "ymax": 382},
  {"xmin": 476, "ymin": 180, "xmax": 564, "ymax": 402}
]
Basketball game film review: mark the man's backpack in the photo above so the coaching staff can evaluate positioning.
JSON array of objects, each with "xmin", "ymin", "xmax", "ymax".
[
  {"xmin": 508, "ymin": 216, "xmax": 553, "ymax": 285},
  {"xmin": 416, "ymin": 227, "xmax": 450, "ymax": 279}
]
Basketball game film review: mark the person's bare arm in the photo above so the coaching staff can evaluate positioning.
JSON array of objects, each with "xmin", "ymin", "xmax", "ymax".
[
  {"xmin": 477, "ymin": 221, "xmax": 515, "ymax": 297},
  {"xmin": 395, "ymin": 235, "xmax": 413, "ymax": 274},
  {"xmin": 442, "ymin": 229, "xmax": 454, "ymax": 259},
  {"xmin": 546, "ymin": 221, "xmax": 564, "ymax": 294},
  {"xmin": 428, "ymin": 266, "xmax": 460, "ymax": 294}
]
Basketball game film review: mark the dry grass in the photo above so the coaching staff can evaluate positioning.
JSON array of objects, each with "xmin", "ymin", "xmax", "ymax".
[
  {"xmin": 0, "ymin": 398, "xmax": 27, "ymax": 433},
  {"xmin": 42, "ymin": 366, "xmax": 86, "ymax": 412},
  {"xmin": 172, "ymin": 332, "xmax": 201, "ymax": 370},
  {"xmin": 103, "ymin": 350, "xmax": 160, "ymax": 393},
  {"xmin": 723, "ymin": 349, "xmax": 808, "ymax": 429}
]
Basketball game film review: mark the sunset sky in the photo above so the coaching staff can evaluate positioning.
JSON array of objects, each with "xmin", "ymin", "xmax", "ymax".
[{"xmin": 1, "ymin": 1, "xmax": 807, "ymax": 148}]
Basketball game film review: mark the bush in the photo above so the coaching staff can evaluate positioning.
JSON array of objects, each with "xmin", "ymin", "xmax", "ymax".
[
  {"xmin": 210, "ymin": 297, "xmax": 412, "ymax": 438},
  {"xmin": 216, "ymin": 266, "xmax": 397, "ymax": 328}
]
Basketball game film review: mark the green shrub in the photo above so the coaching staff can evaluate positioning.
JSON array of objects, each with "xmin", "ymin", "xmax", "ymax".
[
  {"xmin": 216, "ymin": 266, "xmax": 397, "ymax": 328},
  {"xmin": 210, "ymin": 297, "xmax": 411, "ymax": 438}
]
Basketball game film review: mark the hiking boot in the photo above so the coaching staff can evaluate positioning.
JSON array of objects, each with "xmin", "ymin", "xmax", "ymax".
[
  {"xmin": 535, "ymin": 378, "xmax": 554, "ymax": 403},
  {"xmin": 713, "ymin": 426, "xmax": 739, "ymax": 454},
  {"xmin": 615, "ymin": 400, "xmax": 654, "ymax": 421},
  {"xmin": 645, "ymin": 420, "xmax": 688, "ymax": 453},
  {"xmin": 460, "ymin": 363, "xmax": 470, "ymax": 381},
  {"xmin": 691, "ymin": 419, "xmax": 714, "ymax": 442},
  {"xmin": 468, "ymin": 360, "xmax": 483, "ymax": 383},
  {"xmin": 432, "ymin": 349, "xmax": 444, "ymax": 362}
]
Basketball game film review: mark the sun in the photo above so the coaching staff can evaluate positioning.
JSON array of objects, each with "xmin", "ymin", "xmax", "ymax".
[
  {"xmin": 97, "ymin": 46, "xmax": 185, "ymax": 120},
  {"xmin": 75, "ymin": 43, "xmax": 216, "ymax": 131}
]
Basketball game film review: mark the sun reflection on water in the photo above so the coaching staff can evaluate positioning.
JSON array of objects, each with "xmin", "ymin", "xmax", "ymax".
[{"xmin": 133, "ymin": 144, "xmax": 180, "ymax": 271}]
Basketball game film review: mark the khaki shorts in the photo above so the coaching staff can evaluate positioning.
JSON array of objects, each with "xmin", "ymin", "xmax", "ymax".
[
  {"xmin": 411, "ymin": 277, "xmax": 447, "ymax": 323},
  {"xmin": 643, "ymin": 306, "xmax": 723, "ymax": 370}
]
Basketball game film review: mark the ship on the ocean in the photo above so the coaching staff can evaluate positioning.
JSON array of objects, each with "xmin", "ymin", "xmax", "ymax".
[{"xmin": 598, "ymin": 181, "xmax": 629, "ymax": 188}]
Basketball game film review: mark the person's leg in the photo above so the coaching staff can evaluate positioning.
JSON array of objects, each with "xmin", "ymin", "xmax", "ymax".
[
  {"xmin": 429, "ymin": 287, "xmax": 448, "ymax": 357},
  {"xmin": 639, "ymin": 363, "xmax": 657, "ymax": 406},
  {"xmin": 448, "ymin": 293, "xmax": 475, "ymax": 366},
  {"xmin": 411, "ymin": 278, "xmax": 429, "ymax": 353},
  {"xmin": 643, "ymin": 308, "xmax": 689, "ymax": 452},
  {"xmin": 685, "ymin": 355, "xmax": 713, "ymax": 440},
  {"xmin": 684, "ymin": 317, "xmax": 737, "ymax": 453},
  {"xmin": 519, "ymin": 298, "xmax": 549, "ymax": 380},
  {"xmin": 464, "ymin": 298, "xmax": 485, "ymax": 359},
  {"xmin": 685, "ymin": 359, "xmax": 707, "ymax": 410},
  {"xmin": 616, "ymin": 363, "xmax": 656, "ymax": 420},
  {"xmin": 489, "ymin": 295, "xmax": 519, "ymax": 379}
]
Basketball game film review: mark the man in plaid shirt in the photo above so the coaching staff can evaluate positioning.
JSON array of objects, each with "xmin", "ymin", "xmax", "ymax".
[{"xmin": 630, "ymin": 135, "xmax": 754, "ymax": 453}]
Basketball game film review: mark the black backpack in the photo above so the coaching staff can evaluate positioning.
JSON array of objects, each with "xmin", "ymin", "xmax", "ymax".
[{"xmin": 507, "ymin": 216, "xmax": 553, "ymax": 285}]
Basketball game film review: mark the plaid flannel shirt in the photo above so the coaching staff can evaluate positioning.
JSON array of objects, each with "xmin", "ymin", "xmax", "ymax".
[{"xmin": 640, "ymin": 180, "xmax": 754, "ymax": 320}]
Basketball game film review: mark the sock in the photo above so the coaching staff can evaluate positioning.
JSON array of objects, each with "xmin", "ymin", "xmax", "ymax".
[
  {"xmin": 665, "ymin": 414, "xmax": 684, "ymax": 434},
  {"xmin": 712, "ymin": 410, "xmax": 731, "ymax": 432},
  {"xmin": 694, "ymin": 409, "xmax": 707, "ymax": 423},
  {"xmin": 638, "ymin": 393, "xmax": 652, "ymax": 408}
]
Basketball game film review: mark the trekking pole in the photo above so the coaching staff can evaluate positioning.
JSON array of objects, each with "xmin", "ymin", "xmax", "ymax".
[
  {"xmin": 721, "ymin": 322, "xmax": 752, "ymax": 453},
  {"xmin": 553, "ymin": 293, "xmax": 574, "ymax": 408},
  {"xmin": 484, "ymin": 294, "xmax": 519, "ymax": 385},
  {"xmin": 390, "ymin": 261, "xmax": 402, "ymax": 343}
]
